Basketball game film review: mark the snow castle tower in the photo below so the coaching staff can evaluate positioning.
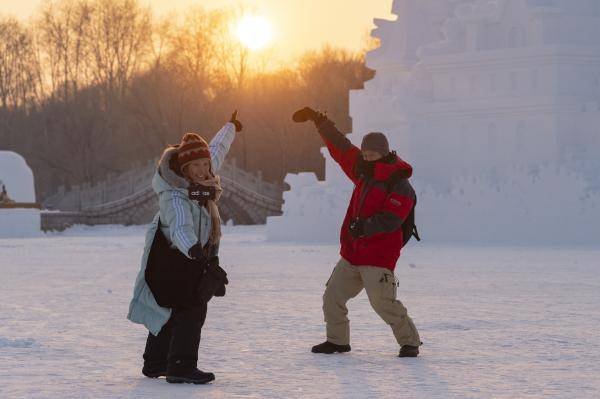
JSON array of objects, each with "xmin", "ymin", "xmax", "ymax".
[
  {"xmin": 351, "ymin": 0, "xmax": 600, "ymax": 189},
  {"xmin": 267, "ymin": 0, "xmax": 600, "ymax": 244},
  {"xmin": 0, "ymin": 151, "xmax": 41, "ymax": 238}
]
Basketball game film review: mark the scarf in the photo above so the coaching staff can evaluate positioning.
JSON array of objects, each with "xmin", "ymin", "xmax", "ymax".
[{"xmin": 194, "ymin": 175, "xmax": 223, "ymax": 248}]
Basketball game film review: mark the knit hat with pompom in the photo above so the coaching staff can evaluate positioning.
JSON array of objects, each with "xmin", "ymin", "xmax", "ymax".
[{"xmin": 177, "ymin": 133, "xmax": 210, "ymax": 169}]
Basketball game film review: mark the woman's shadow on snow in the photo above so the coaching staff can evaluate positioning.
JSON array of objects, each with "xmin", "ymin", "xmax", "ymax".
[{"xmin": 127, "ymin": 377, "xmax": 220, "ymax": 398}]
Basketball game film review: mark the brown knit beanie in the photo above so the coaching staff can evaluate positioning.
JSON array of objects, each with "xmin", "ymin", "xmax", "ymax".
[
  {"xmin": 361, "ymin": 132, "xmax": 389, "ymax": 156},
  {"xmin": 177, "ymin": 133, "xmax": 211, "ymax": 170}
]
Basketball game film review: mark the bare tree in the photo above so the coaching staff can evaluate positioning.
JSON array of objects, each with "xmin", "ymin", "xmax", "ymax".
[
  {"xmin": 30, "ymin": 0, "xmax": 153, "ymax": 186},
  {"xmin": 127, "ymin": 6, "xmax": 236, "ymax": 150},
  {"xmin": 87, "ymin": 0, "xmax": 152, "ymax": 106},
  {"xmin": 215, "ymin": 6, "xmax": 253, "ymax": 91},
  {"xmin": 0, "ymin": 18, "xmax": 40, "ymax": 109},
  {"xmin": 0, "ymin": 18, "xmax": 40, "ymax": 147},
  {"xmin": 0, "ymin": 0, "xmax": 374, "ymax": 200},
  {"xmin": 36, "ymin": 0, "xmax": 93, "ymax": 102},
  {"xmin": 167, "ymin": 7, "xmax": 227, "ymax": 89}
]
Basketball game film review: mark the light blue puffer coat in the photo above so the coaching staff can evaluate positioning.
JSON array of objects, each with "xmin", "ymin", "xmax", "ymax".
[{"xmin": 127, "ymin": 123, "xmax": 236, "ymax": 335}]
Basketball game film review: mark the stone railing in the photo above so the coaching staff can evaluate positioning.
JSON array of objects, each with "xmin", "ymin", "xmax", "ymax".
[
  {"xmin": 41, "ymin": 158, "xmax": 285, "ymax": 229},
  {"xmin": 43, "ymin": 158, "xmax": 282, "ymax": 212},
  {"xmin": 43, "ymin": 159, "xmax": 157, "ymax": 211}
]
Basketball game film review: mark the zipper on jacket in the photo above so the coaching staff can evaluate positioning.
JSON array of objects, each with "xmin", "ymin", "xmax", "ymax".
[
  {"xmin": 347, "ymin": 178, "xmax": 375, "ymax": 247},
  {"xmin": 353, "ymin": 178, "xmax": 375, "ymax": 219}
]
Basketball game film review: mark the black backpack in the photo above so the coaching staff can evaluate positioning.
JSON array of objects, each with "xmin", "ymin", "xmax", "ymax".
[{"xmin": 384, "ymin": 171, "xmax": 421, "ymax": 247}]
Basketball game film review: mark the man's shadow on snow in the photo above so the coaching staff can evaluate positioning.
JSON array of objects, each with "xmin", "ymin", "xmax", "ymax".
[{"xmin": 309, "ymin": 347, "xmax": 453, "ymax": 398}]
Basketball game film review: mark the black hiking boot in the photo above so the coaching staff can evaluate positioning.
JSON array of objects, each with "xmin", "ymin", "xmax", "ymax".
[
  {"xmin": 311, "ymin": 341, "xmax": 351, "ymax": 354},
  {"xmin": 166, "ymin": 369, "xmax": 215, "ymax": 384},
  {"xmin": 399, "ymin": 345, "xmax": 419, "ymax": 358}
]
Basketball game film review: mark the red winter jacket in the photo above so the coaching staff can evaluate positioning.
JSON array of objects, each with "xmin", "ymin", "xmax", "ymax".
[{"xmin": 317, "ymin": 118, "xmax": 416, "ymax": 271}]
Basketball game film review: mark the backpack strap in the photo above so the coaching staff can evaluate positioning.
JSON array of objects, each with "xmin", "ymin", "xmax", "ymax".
[
  {"xmin": 410, "ymin": 193, "xmax": 420, "ymax": 242},
  {"xmin": 384, "ymin": 170, "xmax": 406, "ymax": 195},
  {"xmin": 385, "ymin": 170, "xmax": 421, "ymax": 245},
  {"xmin": 412, "ymin": 225, "xmax": 421, "ymax": 242}
]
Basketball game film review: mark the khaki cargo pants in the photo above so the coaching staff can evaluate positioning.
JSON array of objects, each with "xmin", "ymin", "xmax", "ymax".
[{"xmin": 323, "ymin": 258, "xmax": 421, "ymax": 347}]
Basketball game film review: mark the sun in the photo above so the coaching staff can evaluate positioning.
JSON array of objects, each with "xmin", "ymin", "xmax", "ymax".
[{"xmin": 235, "ymin": 15, "xmax": 273, "ymax": 51}]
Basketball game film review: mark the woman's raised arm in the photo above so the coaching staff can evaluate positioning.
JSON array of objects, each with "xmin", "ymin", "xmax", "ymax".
[{"xmin": 209, "ymin": 111, "xmax": 242, "ymax": 172}]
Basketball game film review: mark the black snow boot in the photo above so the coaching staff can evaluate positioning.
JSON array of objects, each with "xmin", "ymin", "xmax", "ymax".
[
  {"xmin": 311, "ymin": 341, "xmax": 351, "ymax": 354},
  {"xmin": 166, "ymin": 369, "xmax": 215, "ymax": 384},
  {"xmin": 142, "ymin": 364, "xmax": 167, "ymax": 378},
  {"xmin": 399, "ymin": 345, "xmax": 419, "ymax": 358}
]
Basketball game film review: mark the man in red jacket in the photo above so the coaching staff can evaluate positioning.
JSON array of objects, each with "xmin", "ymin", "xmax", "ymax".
[{"xmin": 293, "ymin": 107, "xmax": 422, "ymax": 358}]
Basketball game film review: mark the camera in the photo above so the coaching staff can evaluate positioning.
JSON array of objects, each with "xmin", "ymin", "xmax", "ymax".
[
  {"xmin": 348, "ymin": 217, "xmax": 365, "ymax": 238},
  {"xmin": 188, "ymin": 184, "xmax": 216, "ymax": 205}
]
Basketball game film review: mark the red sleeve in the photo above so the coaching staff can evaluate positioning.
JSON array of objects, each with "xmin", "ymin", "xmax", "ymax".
[
  {"xmin": 316, "ymin": 119, "xmax": 361, "ymax": 184},
  {"xmin": 323, "ymin": 140, "xmax": 361, "ymax": 183}
]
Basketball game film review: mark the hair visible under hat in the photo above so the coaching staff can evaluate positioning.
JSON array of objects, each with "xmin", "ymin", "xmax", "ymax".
[{"xmin": 361, "ymin": 132, "xmax": 390, "ymax": 156}]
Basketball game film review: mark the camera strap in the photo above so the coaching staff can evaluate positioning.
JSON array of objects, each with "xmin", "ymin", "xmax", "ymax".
[{"xmin": 195, "ymin": 202, "xmax": 214, "ymax": 259}]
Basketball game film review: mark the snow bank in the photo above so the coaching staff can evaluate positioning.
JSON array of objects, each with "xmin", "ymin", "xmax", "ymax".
[
  {"xmin": 267, "ymin": 165, "xmax": 600, "ymax": 246},
  {"xmin": 267, "ymin": 172, "xmax": 351, "ymax": 243},
  {"xmin": 416, "ymin": 166, "xmax": 600, "ymax": 246},
  {"xmin": 48, "ymin": 223, "xmax": 149, "ymax": 237},
  {"xmin": 0, "ymin": 209, "xmax": 41, "ymax": 238}
]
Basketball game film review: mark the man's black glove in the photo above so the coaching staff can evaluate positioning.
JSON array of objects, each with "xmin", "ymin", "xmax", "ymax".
[
  {"xmin": 292, "ymin": 106, "xmax": 327, "ymax": 124},
  {"xmin": 349, "ymin": 218, "xmax": 366, "ymax": 239},
  {"xmin": 230, "ymin": 110, "xmax": 243, "ymax": 132},
  {"xmin": 292, "ymin": 106, "xmax": 317, "ymax": 122},
  {"xmin": 188, "ymin": 243, "xmax": 207, "ymax": 264}
]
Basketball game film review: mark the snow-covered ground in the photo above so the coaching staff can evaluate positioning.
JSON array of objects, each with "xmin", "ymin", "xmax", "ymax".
[{"xmin": 1, "ymin": 225, "xmax": 599, "ymax": 398}]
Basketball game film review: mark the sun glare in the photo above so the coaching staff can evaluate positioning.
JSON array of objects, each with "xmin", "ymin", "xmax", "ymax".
[{"xmin": 235, "ymin": 15, "xmax": 273, "ymax": 51}]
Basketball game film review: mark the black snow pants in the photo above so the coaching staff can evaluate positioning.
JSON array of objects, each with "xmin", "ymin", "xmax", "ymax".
[{"xmin": 143, "ymin": 302, "xmax": 208, "ymax": 375}]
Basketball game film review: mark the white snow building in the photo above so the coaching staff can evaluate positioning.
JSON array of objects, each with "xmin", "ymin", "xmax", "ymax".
[
  {"xmin": 352, "ymin": 0, "xmax": 600, "ymax": 188},
  {"xmin": 0, "ymin": 151, "xmax": 41, "ymax": 238},
  {"xmin": 267, "ymin": 0, "xmax": 600, "ymax": 245}
]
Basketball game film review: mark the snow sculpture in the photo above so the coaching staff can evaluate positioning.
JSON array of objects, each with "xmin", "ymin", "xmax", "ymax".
[
  {"xmin": 0, "ymin": 151, "xmax": 41, "ymax": 238},
  {"xmin": 268, "ymin": 0, "xmax": 600, "ymax": 245}
]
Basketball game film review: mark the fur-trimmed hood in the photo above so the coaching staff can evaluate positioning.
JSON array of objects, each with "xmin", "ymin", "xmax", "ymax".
[{"xmin": 152, "ymin": 146, "xmax": 190, "ymax": 193}]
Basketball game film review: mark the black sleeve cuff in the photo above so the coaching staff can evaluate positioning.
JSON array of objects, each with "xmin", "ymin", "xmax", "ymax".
[
  {"xmin": 316, "ymin": 118, "xmax": 352, "ymax": 151},
  {"xmin": 363, "ymin": 212, "xmax": 404, "ymax": 236}
]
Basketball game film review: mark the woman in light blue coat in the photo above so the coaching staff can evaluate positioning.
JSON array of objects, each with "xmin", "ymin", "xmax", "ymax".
[{"xmin": 128, "ymin": 112, "xmax": 242, "ymax": 384}]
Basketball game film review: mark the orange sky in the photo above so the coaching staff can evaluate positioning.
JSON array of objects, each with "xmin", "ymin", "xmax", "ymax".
[{"xmin": 1, "ymin": 0, "xmax": 395, "ymax": 62}]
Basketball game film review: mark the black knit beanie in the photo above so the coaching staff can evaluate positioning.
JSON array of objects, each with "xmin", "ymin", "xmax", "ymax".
[{"xmin": 361, "ymin": 132, "xmax": 389, "ymax": 156}]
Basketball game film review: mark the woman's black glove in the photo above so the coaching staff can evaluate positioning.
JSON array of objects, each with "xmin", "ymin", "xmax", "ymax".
[
  {"xmin": 195, "ymin": 256, "xmax": 228, "ymax": 303},
  {"xmin": 212, "ymin": 259, "xmax": 228, "ymax": 297},
  {"xmin": 188, "ymin": 243, "xmax": 207, "ymax": 264},
  {"xmin": 230, "ymin": 110, "xmax": 243, "ymax": 132},
  {"xmin": 214, "ymin": 275, "xmax": 229, "ymax": 297}
]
